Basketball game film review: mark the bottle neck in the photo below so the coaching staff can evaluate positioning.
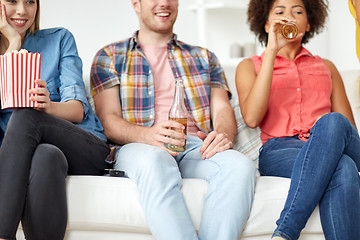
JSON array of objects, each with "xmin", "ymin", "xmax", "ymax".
[
  {"xmin": 169, "ymin": 79, "xmax": 187, "ymax": 118},
  {"xmin": 174, "ymin": 82, "xmax": 185, "ymax": 106}
]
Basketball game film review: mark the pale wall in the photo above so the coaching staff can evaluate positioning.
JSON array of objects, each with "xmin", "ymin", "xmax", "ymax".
[{"xmin": 39, "ymin": 1, "xmax": 359, "ymax": 75}]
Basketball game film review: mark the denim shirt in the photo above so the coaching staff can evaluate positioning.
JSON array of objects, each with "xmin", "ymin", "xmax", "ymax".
[{"xmin": 0, "ymin": 28, "xmax": 106, "ymax": 144}]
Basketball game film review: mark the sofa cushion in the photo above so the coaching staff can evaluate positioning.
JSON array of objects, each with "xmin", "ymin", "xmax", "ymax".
[
  {"xmin": 65, "ymin": 176, "xmax": 207, "ymax": 233},
  {"xmin": 231, "ymin": 98, "xmax": 262, "ymax": 169},
  {"xmin": 242, "ymin": 176, "xmax": 322, "ymax": 238},
  {"xmin": 62, "ymin": 175, "xmax": 323, "ymax": 238}
]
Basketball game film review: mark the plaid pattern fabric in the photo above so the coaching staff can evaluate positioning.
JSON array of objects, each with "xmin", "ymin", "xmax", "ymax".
[{"xmin": 91, "ymin": 32, "xmax": 230, "ymax": 162}]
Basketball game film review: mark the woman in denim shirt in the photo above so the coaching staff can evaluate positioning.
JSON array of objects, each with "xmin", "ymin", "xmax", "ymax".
[{"xmin": 0, "ymin": 1, "xmax": 110, "ymax": 240}]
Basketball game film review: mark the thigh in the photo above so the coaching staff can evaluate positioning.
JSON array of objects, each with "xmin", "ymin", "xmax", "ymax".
[
  {"xmin": 178, "ymin": 135, "xmax": 255, "ymax": 181},
  {"xmin": 259, "ymin": 136, "xmax": 305, "ymax": 178},
  {"xmin": 4, "ymin": 108, "xmax": 110, "ymax": 175},
  {"xmin": 114, "ymin": 143, "xmax": 180, "ymax": 179},
  {"xmin": 0, "ymin": 110, "xmax": 11, "ymax": 146},
  {"xmin": 177, "ymin": 135, "xmax": 215, "ymax": 180},
  {"xmin": 37, "ymin": 114, "xmax": 110, "ymax": 175}
]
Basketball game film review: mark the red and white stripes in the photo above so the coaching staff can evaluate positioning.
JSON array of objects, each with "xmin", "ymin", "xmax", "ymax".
[{"xmin": 0, "ymin": 51, "xmax": 41, "ymax": 109}]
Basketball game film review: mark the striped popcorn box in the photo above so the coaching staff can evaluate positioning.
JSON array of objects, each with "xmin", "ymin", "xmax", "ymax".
[{"xmin": 0, "ymin": 50, "xmax": 41, "ymax": 109}]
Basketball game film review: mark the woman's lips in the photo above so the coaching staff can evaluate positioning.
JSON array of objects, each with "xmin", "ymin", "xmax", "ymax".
[{"xmin": 11, "ymin": 18, "xmax": 27, "ymax": 27}]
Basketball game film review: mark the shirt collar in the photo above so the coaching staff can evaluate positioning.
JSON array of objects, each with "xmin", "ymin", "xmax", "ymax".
[
  {"xmin": 294, "ymin": 47, "xmax": 313, "ymax": 60},
  {"xmin": 260, "ymin": 46, "xmax": 313, "ymax": 61},
  {"xmin": 129, "ymin": 30, "xmax": 182, "ymax": 50}
]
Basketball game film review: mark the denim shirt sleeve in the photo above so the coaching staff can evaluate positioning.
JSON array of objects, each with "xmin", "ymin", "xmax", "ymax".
[
  {"xmin": 21, "ymin": 28, "xmax": 106, "ymax": 142},
  {"xmin": 57, "ymin": 30, "xmax": 91, "ymax": 119}
]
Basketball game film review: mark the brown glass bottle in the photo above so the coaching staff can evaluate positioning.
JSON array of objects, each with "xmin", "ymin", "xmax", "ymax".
[{"xmin": 166, "ymin": 78, "xmax": 188, "ymax": 152}]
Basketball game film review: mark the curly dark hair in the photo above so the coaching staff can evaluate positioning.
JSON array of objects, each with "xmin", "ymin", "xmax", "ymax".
[{"xmin": 247, "ymin": 0, "xmax": 328, "ymax": 45}]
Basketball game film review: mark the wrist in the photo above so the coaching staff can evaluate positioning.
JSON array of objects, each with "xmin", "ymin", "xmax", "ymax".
[
  {"xmin": 216, "ymin": 129, "xmax": 235, "ymax": 143},
  {"xmin": 264, "ymin": 47, "xmax": 279, "ymax": 58},
  {"xmin": 138, "ymin": 126, "xmax": 151, "ymax": 144},
  {"xmin": 6, "ymin": 36, "xmax": 22, "ymax": 52},
  {"xmin": 44, "ymin": 101, "xmax": 55, "ymax": 115}
]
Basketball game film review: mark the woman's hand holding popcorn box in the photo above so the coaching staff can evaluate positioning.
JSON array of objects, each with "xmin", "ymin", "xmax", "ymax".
[{"xmin": 0, "ymin": 49, "xmax": 41, "ymax": 109}]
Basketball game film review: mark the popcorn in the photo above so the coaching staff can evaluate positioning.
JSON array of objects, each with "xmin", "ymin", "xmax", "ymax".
[{"xmin": 0, "ymin": 49, "xmax": 41, "ymax": 109}]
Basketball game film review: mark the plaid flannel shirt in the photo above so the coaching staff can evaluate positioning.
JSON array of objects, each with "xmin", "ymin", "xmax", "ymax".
[{"xmin": 90, "ymin": 31, "xmax": 230, "ymax": 163}]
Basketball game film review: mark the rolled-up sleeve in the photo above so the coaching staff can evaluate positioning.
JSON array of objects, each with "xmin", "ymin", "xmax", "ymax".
[
  {"xmin": 90, "ymin": 45, "xmax": 121, "ymax": 97},
  {"xmin": 208, "ymin": 51, "xmax": 230, "ymax": 94},
  {"xmin": 58, "ymin": 29, "xmax": 91, "ymax": 119}
]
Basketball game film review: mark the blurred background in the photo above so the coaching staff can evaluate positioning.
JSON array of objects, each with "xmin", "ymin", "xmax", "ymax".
[
  {"xmin": 39, "ymin": 0, "xmax": 360, "ymax": 128},
  {"xmin": 39, "ymin": 0, "xmax": 359, "ymax": 76}
]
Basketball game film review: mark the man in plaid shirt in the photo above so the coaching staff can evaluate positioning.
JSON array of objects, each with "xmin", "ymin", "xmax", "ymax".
[{"xmin": 90, "ymin": 0, "xmax": 255, "ymax": 239}]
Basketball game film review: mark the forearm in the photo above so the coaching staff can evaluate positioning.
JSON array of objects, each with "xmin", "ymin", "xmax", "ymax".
[
  {"xmin": 241, "ymin": 49, "xmax": 277, "ymax": 127},
  {"xmin": 47, "ymin": 100, "xmax": 84, "ymax": 123},
  {"xmin": 101, "ymin": 114, "xmax": 149, "ymax": 145},
  {"xmin": 212, "ymin": 105, "xmax": 237, "ymax": 143}
]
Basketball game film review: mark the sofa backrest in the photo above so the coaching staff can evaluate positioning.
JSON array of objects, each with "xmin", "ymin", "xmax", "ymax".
[{"xmin": 83, "ymin": 69, "xmax": 360, "ymax": 173}]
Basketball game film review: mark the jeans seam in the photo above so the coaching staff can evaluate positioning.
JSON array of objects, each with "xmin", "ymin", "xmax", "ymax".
[
  {"xmin": 327, "ymin": 189, "xmax": 337, "ymax": 239},
  {"xmin": 277, "ymin": 126, "xmax": 315, "ymax": 238}
]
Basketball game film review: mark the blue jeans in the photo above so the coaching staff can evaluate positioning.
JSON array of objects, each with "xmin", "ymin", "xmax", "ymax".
[
  {"xmin": 259, "ymin": 113, "xmax": 360, "ymax": 240},
  {"xmin": 114, "ymin": 135, "xmax": 256, "ymax": 240}
]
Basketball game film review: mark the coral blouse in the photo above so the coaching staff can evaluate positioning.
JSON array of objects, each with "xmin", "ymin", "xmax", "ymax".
[{"xmin": 251, "ymin": 47, "xmax": 332, "ymax": 144}]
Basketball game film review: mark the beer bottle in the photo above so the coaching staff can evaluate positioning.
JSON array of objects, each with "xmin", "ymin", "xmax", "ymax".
[
  {"xmin": 166, "ymin": 78, "xmax": 188, "ymax": 152},
  {"xmin": 282, "ymin": 22, "xmax": 298, "ymax": 39}
]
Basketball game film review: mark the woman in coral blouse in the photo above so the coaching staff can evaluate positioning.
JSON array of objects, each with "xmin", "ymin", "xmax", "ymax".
[
  {"xmin": 0, "ymin": 0, "xmax": 110, "ymax": 239},
  {"xmin": 236, "ymin": 0, "xmax": 360, "ymax": 239}
]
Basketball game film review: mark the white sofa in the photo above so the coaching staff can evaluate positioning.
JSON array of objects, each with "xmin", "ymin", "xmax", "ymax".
[{"xmin": 16, "ymin": 70, "xmax": 360, "ymax": 240}]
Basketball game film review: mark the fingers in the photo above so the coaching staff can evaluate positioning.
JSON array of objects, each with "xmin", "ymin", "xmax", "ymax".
[
  {"xmin": 29, "ymin": 79, "xmax": 50, "ymax": 108},
  {"xmin": 29, "ymin": 79, "xmax": 47, "ymax": 93},
  {"xmin": 196, "ymin": 131, "xmax": 207, "ymax": 141},
  {"xmin": 158, "ymin": 120, "xmax": 187, "ymax": 142},
  {"xmin": 1, "ymin": 4, "xmax": 5, "ymax": 20},
  {"xmin": 35, "ymin": 79, "xmax": 47, "ymax": 88},
  {"xmin": 270, "ymin": 17, "xmax": 294, "ymax": 30},
  {"xmin": 162, "ymin": 120, "xmax": 185, "ymax": 131},
  {"xmin": 156, "ymin": 132, "xmax": 186, "ymax": 148},
  {"xmin": 149, "ymin": 131, "xmax": 182, "ymax": 157},
  {"xmin": 29, "ymin": 86, "xmax": 49, "ymax": 99},
  {"xmin": 160, "ymin": 145, "xmax": 181, "ymax": 157},
  {"xmin": 158, "ymin": 124, "xmax": 186, "ymax": 141},
  {"xmin": 0, "ymin": 4, "xmax": 6, "ymax": 27},
  {"xmin": 200, "ymin": 131, "xmax": 233, "ymax": 159},
  {"xmin": 0, "ymin": 4, "xmax": 9, "ymax": 29},
  {"xmin": 146, "ymin": 121, "xmax": 187, "ymax": 154}
]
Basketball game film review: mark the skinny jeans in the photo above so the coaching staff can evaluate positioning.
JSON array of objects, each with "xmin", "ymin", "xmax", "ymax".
[
  {"xmin": 259, "ymin": 113, "xmax": 360, "ymax": 240},
  {"xmin": 114, "ymin": 135, "xmax": 256, "ymax": 240},
  {"xmin": 0, "ymin": 108, "xmax": 110, "ymax": 240}
]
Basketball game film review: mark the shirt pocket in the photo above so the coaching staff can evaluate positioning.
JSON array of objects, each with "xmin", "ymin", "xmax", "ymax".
[
  {"xmin": 46, "ymin": 78, "xmax": 61, "ymax": 102},
  {"xmin": 302, "ymin": 70, "xmax": 332, "ymax": 92},
  {"xmin": 271, "ymin": 69, "xmax": 290, "ymax": 89}
]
